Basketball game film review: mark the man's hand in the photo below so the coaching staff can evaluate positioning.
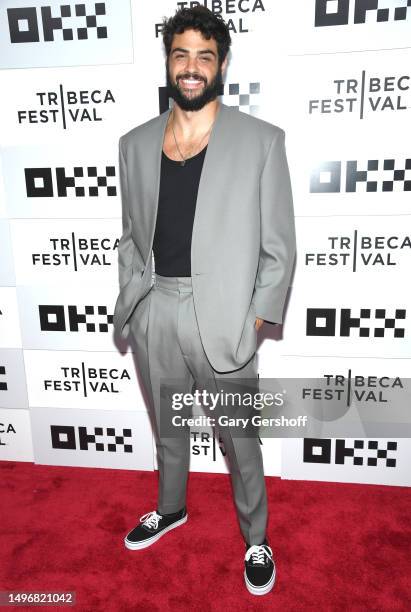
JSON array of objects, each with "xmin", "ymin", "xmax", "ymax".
[{"xmin": 255, "ymin": 317, "xmax": 264, "ymax": 331}]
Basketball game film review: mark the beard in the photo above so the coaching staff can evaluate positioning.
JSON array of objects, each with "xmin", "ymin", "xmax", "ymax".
[{"xmin": 166, "ymin": 61, "xmax": 223, "ymax": 112}]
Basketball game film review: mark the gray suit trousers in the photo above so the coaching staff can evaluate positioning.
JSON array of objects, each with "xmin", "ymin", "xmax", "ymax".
[{"xmin": 128, "ymin": 272, "xmax": 268, "ymax": 546}]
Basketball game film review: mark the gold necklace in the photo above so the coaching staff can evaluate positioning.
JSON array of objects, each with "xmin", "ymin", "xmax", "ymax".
[{"xmin": 169, "ymin": 107, "xmax": 217, "ymax": 166}]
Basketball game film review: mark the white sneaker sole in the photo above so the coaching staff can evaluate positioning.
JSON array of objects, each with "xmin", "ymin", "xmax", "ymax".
[
  {"xmin": 244, "ymin": 566, "xmax": 276, "ymax": 596},
  {"xmin": 124, "ymin": 513, "xmax": 188, "ymax": 551}
]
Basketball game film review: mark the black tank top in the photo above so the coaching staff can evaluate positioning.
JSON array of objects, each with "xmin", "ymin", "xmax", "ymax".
[{"xmin": 153, "ymin": 145, "xmax": 207, "ymax": 277}]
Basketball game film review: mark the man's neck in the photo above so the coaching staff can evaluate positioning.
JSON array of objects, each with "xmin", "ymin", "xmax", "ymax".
[{"xmin": 170, "ymin": 99, "xmax": 220, "ymax": 139}]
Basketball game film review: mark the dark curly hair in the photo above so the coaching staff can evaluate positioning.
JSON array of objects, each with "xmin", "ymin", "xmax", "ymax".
[{"xmin": 161, "ymin": 6, "xmax": 231, "ymax": 67}]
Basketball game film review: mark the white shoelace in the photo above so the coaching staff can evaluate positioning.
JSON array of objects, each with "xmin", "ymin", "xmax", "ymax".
[
  {"xmin": 245, "ymin": 544, "xmax": 273, "ymax": 565},
  {"xmin": 139, "ymin": 510, "xmax": 163, "ymax": 530}
]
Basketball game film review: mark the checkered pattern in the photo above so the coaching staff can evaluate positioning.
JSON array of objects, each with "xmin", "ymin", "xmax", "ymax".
[
  {"xmin": 0, "ymin": 365, "xmax": 7, "ymax": 391},
  {"xmin": 222, "ymin": 82, "xmax": 260, "ymax": 115},
  {"xmin": 56, "ymin": 166, "xmax": 117, "ymax": 197},
  {"xmin": 382, "ymin": 158, "xmax": 411, "ymax": 192},
  {"xmin": 374, "ymin": 309, "xmax": 406, "ymax": 338},
  {"xmin": 68, "ymin": 305, "xmax": 113, "ymax": 332},
  {"xmin": 340, "ymin": 308, "xmax": 406, "ymax": 338},
  {"xmin": 346, "ymin": 159, "xmax": 411, "ymax": 192},
  {"xmin": 42, "ymin": 3, "xmax": 107, "ymax": 41},
  {"xmin": 336, "ymin": 439, "xmax": 397, "ymax": 467},
  {"xmin": 356, "ymin": 1, "xmax": 411, "ymax": 22},
  {"xmin": 78, "ymin": 427, "xmax": 133, "ymax": 452}
]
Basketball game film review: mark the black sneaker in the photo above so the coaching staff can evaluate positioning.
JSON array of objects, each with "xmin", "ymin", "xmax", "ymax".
[
  {"xmin": 124, "ymin": 507, "xmax": 188, "ymax": 550},
  {"xmin": 244, "ymin": 539, "xmax": 275, "ymax": 595}
]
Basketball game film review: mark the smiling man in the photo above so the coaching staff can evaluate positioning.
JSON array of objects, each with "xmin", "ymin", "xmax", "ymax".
[
  {"xmin": 113, "ymin": 6, "xmax": 296, "ymax": 597},
  {"xmin": 165, "ymin": 28, "xmax": 224, "ymax": 112}
]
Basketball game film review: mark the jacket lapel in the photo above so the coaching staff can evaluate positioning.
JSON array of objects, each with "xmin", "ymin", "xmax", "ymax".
[
  {"xmin": 144, "ymin": 106, "xmax": 172, "ymax": 264},
  {"xmin": 191, "ymin": 102, "xmax": 230, "ymax": 273},
  {"xmin": 144, "ymin": 102, "xmax": 230, "ymax": 267}
]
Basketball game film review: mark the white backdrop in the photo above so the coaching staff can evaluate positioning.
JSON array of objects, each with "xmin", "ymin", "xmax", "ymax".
[{"xmin": 1, "ymin": 0, "xmax": 410, "ymax": 486}]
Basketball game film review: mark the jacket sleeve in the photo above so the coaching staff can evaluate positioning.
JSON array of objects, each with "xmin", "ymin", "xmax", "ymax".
[
  {"xmin": 253, "ymin": 128, "xmax": 296, "ymax": 324},
  {"xmin": 117, "ymin": 136, "xmax": 136, "ymax": 291}
]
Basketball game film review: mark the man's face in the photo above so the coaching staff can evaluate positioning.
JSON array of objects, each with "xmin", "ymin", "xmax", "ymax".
[{"xmin": 166, "ymin": 28, "xmax": 226, "ymax": 112}]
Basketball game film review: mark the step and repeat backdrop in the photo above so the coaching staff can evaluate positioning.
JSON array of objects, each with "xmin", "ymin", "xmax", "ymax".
[{"xmin": 1, "ymin": 0, "xmax": 410, "ymax": 486}]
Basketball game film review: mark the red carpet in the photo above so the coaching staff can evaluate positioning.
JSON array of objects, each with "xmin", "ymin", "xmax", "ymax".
[{"xmin": 1, "ymin": 461, "xmax": 410, "ymax": 611}]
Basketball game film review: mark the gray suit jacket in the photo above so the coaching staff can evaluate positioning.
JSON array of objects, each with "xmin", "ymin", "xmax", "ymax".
[{"xmin": 113, "ymin": 102, "xmax": 296, "ymax": 373}]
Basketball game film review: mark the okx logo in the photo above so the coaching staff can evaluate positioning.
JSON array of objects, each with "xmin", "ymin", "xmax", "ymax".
[
  {"xmin": 306, "ymin": 308, "xmax": 406, "ymax": 337},
  {"xmin": 7, "ymin": 3, "xmax": 107, "ymax": 43},
  {"xmin": 51, "ymin": 425, "xmax": 132, "ymax": 452},
  {"xmin": 304, "ymin": 438, "xmax": 397, "ymax": 467},
  {"xmin": 310, "ymin": 158, "xmax": 411, "ymax": 193},
  {"xmin": 315, "ymin": 0, "xmax": 410, "ymax": 26},
  {"xmin": 25, "ymin": 165, "xmax": 117, "ymax": 198},
  {"xmin": 39, "ymin": 304, "xmax": 113, "ymax": 332}
]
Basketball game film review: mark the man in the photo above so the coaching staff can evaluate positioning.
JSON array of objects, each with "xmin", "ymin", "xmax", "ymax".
[{"xmin": 113, "ymin": 6, "xmax": 296, "ymax": 597}]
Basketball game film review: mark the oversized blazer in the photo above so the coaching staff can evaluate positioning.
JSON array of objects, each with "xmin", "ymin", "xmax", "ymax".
[{"xmin": 113, "ymin": 102, "xmax": 296, "ymax": 373}]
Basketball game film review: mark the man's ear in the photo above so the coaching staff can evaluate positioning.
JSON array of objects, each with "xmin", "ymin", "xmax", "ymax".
[{"xmin": 220, "ymin": 56, "xmax": 228, "ymax": 76}]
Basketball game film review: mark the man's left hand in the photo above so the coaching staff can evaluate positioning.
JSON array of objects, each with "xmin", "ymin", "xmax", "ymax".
[{"xmin": 255, "ymin": 317, "xmax": 264, "ymax": 331}]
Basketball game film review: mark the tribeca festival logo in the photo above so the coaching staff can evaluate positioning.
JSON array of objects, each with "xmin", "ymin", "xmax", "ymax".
[
  {"xmin": 304, "ymin": 231, "xmax": 411, "ymax": 271},
  {"xmin": 315, "ymin": 0, "xmax": 411, "ymax": 27},
  {"xmin": 303, "ymin": 438, "xmax": 397, "ymax": 468},
  {"xmin": 191, "ymin": 429, "xmax": 226, "ymax": 461},
  {"xmin": 25, "ymin": 165, "xmax": 117, "ymax": 199},
  {"xmin": 311, "ymin": 158, "xmax": 411, "ymax": 193},
  {"xmin": 0, "ymin": 421, "xmax": 17, "ymax": 447},
  {"xmin": 17, "ymin": 86, "xmax": 115, "ymax": 129},
  {"xmin": 31, "ymin": 233, "xmax": 119, "ymax": 271},
  {"xmin": 309, "ymin": 72, "xmax": 409, "ymax": 120},
  {"xmin": 43, "ymin": 363, "xmax": 131, "ymax": 396},
  {"xmin": 190, "ymin": 429, "xmax": 263, "ymax": 462},
  {"xmin": 7, "ymin": 3, "xmax": 107, "ymax": 43},
  {"xmin": 39, "ymin": 304, "xmax": 113, "ymax": 332},
  {"xmin": 302, "ymin": 371, "xmax": 403, "ymax": 406},
  {"xmin": 50, "ymin": 425, "xmax": 132, "ymax": 452},
  {"xmin": 154, "ymin": 1, "xmax": 266, "ymax": 36},
  {"xmin": 306, "ymin": 308, "xmax": 406, "ymax": 337}
]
